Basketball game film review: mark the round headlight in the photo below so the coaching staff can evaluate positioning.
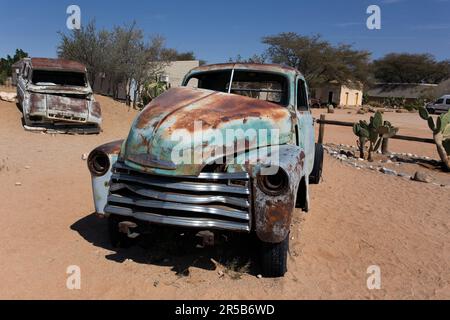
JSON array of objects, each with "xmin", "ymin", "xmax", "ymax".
[
  {"xmin": 257, "ymin": 168, "xmax": 289, "ymax": 196},
  {"xmin": 88, "ymin": 151, "xmax": 110, "ymax": 176}
]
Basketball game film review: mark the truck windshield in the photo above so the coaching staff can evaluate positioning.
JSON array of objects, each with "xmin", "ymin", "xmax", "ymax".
[
  {"xmin": 184, "ymin": 70, "xmax": 289, "ymax": 106},
  {"xmin": 32, "ymin": 70, "xmax": 86, "ymax": 87}
]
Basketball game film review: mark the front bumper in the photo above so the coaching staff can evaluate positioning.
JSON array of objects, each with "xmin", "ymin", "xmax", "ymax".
[
  {"xmin": 23, "ymin": 92, "xmax": 101, "ymax": 133},
  {"xmin": 24, "ymin": 122, "xmax": 101, "ymax": 134},
  {"xmin": 104, "ymin": 161, "xmax": 252, "ymax": 233}
]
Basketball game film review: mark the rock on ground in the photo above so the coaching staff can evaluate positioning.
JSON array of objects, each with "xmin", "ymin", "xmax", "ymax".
[
  {"xmin": 0, "ymin": 92, "xmax": 17, "ymax": 103},
  {"xmin": 412, "ymin": 171, "xmax": 434, "ymax": 183}
]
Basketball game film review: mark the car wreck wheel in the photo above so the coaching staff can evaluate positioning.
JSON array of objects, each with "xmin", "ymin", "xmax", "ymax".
[
  {"xmin": 260, "ymin": 235, "xmax": 289, "ymax": 278},
  {"xmin": 108, "ymin": 215, "xmax": 137, "ymax": 248}
]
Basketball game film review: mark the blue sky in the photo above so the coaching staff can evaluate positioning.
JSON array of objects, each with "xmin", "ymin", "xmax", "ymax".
[{"xmin": 1, "ymin": 0, "xmax": 449, "ymax": 63}]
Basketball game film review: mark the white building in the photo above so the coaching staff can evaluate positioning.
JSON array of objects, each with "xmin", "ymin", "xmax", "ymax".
[
  {"xmin": 162, "ymin": 60, "xmax": 200, "ymax": 88},
  {"xmin": 312, "ymin": 80, "xmax": 363, "ymax": 107}
]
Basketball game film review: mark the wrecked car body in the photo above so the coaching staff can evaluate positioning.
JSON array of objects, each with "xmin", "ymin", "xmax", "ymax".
[
  {"xmin": 88, "ymin": 63, "xmax": 323, "ymax": 277},
  {"xmin": 17, "ymin": 58, "xmax": 101, "ymax": 134}
]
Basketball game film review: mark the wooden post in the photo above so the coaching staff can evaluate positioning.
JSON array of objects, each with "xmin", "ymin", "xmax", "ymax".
[
  {"xmin": 318, "ymin": 114, "xmax": 326, "ymax": 144},
  {"xmin": 381, "ymin": 138, "xmax": 390, "ymax": 155}
]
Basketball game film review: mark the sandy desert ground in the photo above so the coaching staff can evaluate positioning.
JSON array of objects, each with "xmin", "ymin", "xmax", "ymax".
[{"xmin": 0, "ymin": 92, "xmax": 449, "ymax": 299}]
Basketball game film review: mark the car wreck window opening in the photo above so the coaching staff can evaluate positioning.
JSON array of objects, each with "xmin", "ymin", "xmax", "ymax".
[
  {"xmin": 184, "ymin": 70, "xmax": 289, "ymax": 106},
  {"xmin": 185, "ymin": 70, "xmax": 233, "ymax": 92},
  {"xmin": 227, "ymin": 71, "xmax": 289, "ymax": 106},
  {"xmin": 297, "ymin": 79, "xmax": 308, "ymax": 111},
  {"xmin": 21, "ymin": 64, "xmax": 27, "ymax": 77},
  {"xmin": 31, "ymin": 70, "xmax": 87, "ymax": 87},
  {"xmin": 23, "ymin": 65, "xmax": 30, "ymax": 79}
]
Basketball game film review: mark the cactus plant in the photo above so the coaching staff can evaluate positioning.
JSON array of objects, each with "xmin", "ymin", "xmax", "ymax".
[
  {"xmin": 353, "ymin": 111, "xmax": 399, "ymax": 161},
  {"xmin": 141, "ymin": 81, "xmax": 168, "ymax": 106},
  {"xmin": 353, "ymin": 120, "xmax": 369, "ymax": 159},
  {"xmin": 418, "ymin": 107, "xmax": 450, "ymax": 170}
]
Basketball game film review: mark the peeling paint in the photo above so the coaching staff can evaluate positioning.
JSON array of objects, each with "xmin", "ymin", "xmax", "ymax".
[
  {"xmin": 16, "ymin": 58, "xmax": 101, "ymax": 133},
  {"xmin": 88, "ymin": 63, "xmax": 316, "ymax": 243}
]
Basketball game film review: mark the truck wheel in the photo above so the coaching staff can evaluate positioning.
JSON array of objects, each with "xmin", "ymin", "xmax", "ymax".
[
  {"xmin": 309, "ymin": 143, "xmax": 324, "ymax": 184},
  {"xmin": 108, "ymin": 215, "xmax": 136, "ymax": 248},
  {"xmin": 260, "ymin": 235, "xmax": 289, "ymax": 277}
]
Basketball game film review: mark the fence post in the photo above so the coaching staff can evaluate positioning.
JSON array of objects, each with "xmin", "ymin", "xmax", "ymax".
[
  {"xmin": 381, "ymin": 138, "xmax": 390, "ymax": 155},
  {"xmin": 318, "ymin": 114, "xmax": 325, "ymax": 144}
]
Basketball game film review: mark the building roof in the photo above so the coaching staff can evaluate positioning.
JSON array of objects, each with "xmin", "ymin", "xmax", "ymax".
[
  {"xmin": 366, "ymin": 83, "xmax": 438, "ymax": 99},
  {"xmin": 29, "ymin": 58, "xmax": 87, "ymax": 72},
  {"xmin": 188, "ymin": 63, "xmax": 302, "ymax": 77}
]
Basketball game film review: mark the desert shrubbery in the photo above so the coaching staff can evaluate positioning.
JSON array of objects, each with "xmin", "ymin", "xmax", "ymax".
[
  {"xmin": 0, "ymin": 70, "xmax": 7, "ymax": 85},
  {"xmin": 419, "ymin": 107, "xmax": 450, "ymax": 170},
  {"xmin": 353, "ymin": 111, "xmax": 399, "ymax": 161}
]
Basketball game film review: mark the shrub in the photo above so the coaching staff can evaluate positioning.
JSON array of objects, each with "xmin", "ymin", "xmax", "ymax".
[{"xmin": 0, "ymin": 70, "xmax": 7, "ymax": 85}]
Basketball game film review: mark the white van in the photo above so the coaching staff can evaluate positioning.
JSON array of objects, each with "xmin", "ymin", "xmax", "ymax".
[{"xmin": 426, "ymin": 95, "xmax": 450, "ymax": 114}]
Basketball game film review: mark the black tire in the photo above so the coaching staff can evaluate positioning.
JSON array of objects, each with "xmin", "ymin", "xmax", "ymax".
[
  {"xmin": 309, "ymin": 143, "xmax": 324, "ymax": 184},
  {"xmin": 260, "ymin": 235, "xmax": 289, "ymax": 277},
  {"xmin": 108, "ymin": 215, "xmax": 136, "ymax": 248}
]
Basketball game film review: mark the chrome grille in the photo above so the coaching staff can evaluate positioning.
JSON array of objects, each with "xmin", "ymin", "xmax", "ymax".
[{"xmin": 105, "ymin": 161, "xmax": 252, "ymax": 232}]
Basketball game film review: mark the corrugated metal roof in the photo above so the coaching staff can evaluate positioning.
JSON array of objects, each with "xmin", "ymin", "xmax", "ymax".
[{"xmin": 366, "ymin": 83, "xmax": 437, "ymax": 99}]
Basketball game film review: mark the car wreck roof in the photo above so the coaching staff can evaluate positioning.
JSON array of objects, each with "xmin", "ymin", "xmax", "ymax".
[
  {"xmin": 188, "ymin": 63, "xmax": 303, "ymax": 77},
  {"xmin": 30, "ymin": 58, "xmax": 87, "ymax": 72}
]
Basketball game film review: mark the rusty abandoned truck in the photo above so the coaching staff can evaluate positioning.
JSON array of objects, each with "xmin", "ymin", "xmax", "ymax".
[
  {"xmin": 87, "ymin": 63, "xmax": 323, "ymax": 277},
  {"xmin": 16, "ymin": 58, "xmax": 101, "ymax": 133}
]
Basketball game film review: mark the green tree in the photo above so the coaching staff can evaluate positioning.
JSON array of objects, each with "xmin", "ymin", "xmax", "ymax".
[
  {"xmin": 58, "ymin": 21, "xmax": 175, "ymax": 102},
  {"xmin": 57, "ymin": 21, "xmax": 109, "ymax": 85},
  {"xmin": 0, "ymin": 49, "xmax": 28, "ymax": 84},
  {"xmin": 228, "ymin": 53, "xmax": 267, "ymax": 64},
  {"xmin": 162, "ymin": 49, "xmax": 196, "ymax": 61},
  {"xmin": 262, "ymin": 32, "xmax": 371, "ymax": 88},
  {"xmin": 372, "ymin": 53, "xmax": 450, "ymax": 84}
]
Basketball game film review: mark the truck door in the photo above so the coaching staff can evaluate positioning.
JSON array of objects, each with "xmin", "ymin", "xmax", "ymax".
[
  {"xmin": 445, "ymin": 98, "xmax": 450, "ymax": 113},
  {"xmin": 295, "ymin": 77, "xmax": 315, "ymax": 175},
  {"xmin": 17, "ymin": 63, "xmax": 29, "ymax": 105},
  {"xmin": 435, "ymin": 98, "xmax": 445, "ymax": 113}
]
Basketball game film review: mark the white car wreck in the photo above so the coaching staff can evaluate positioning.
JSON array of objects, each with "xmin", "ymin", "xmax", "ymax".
[{"xmin": 16, "ymin": 57, "xmax": 101, "ymax": 134}]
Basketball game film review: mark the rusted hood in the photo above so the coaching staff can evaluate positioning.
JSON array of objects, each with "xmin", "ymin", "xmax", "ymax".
[
  {"xmin": 122, "ymin": 87, "xmax": 293, "ymax": 174},
  {"xmin": 27, "ymin": 83, "xmax": 92, "ymax": 96}
]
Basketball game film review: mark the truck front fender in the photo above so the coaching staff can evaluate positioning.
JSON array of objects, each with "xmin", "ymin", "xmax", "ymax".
[
  {"xmin": 251, "ymin": 144, "xmax": 307, "ymax": 243},
  {"xmin": 88, "ymin": 140, "xmax": 124, "ymax": 214}
]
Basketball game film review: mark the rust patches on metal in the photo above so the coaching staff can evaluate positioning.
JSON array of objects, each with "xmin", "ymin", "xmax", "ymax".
[
  {"xmin": 29, "ymin": 93, "xmax": 45, "ymax": 114},
  {"xmin": 30, "ymin": 57, "xmax": 87, "ymax": 72},
  {"xmin": 91, "ymin": 101, "xmax": 101, "ymax": 118},
  {"xmin": 167, "ymin": 90, "xmax": 290, "ymax": 132},
  {"xmin": 94, "ymin": 140, "xmax": 124, "ymax": 155},
  {"xmin": 18, "ymin": 57, "xmax": 101, "ymax": 132},
  {"xmin": 190, "ymin": 63, "xmax": 300, "ymax": 76},
  {"xmin": 252, "ymin": 145, "xmax": 307, "ymax": 243},
  {"xmin": 138, "ymin": 133, "xmax": 152, "ymax": 153},
  {"xmin": 135, "ymin": 87, "xmax": 213, "ymax": 129},
  {"xmin": 46, "ymin": 94, "xmax": 87, "ymax": 113},
  {"xmin": 298, "ymin": 150, "xmax": 306, "ymax": 169},
  {"xmin": 256, "ymin": 193, "xmax": 294, "ymax": 242}
]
